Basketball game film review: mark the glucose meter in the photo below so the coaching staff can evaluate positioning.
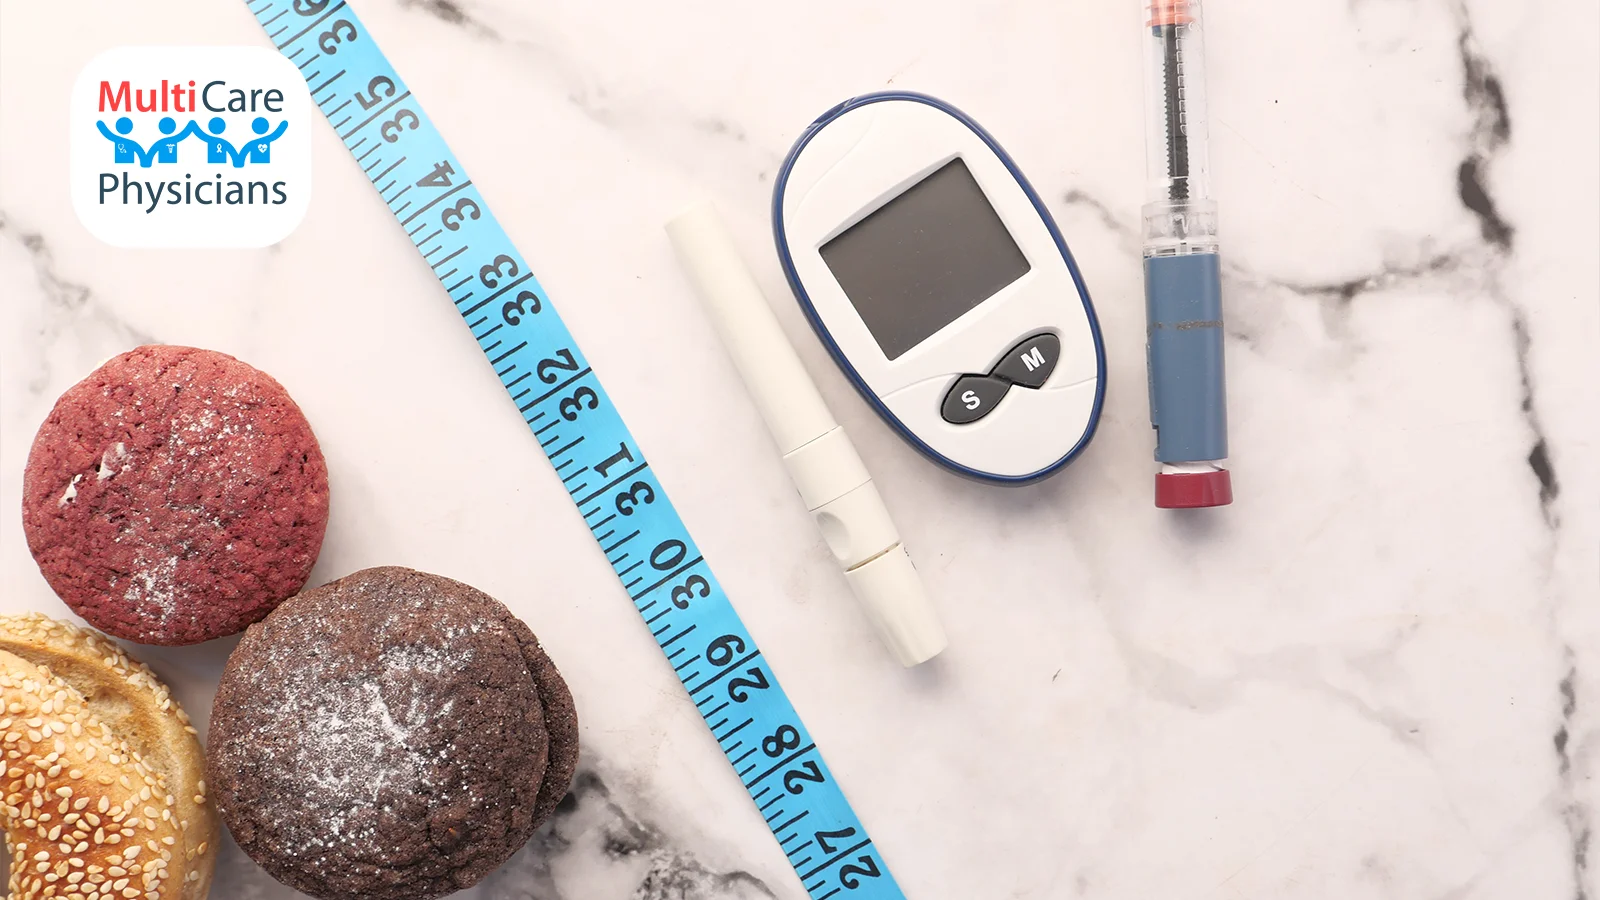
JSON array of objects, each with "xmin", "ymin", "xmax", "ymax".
[{"xmin": 773, "ymin": 92, "xmax": 1106, "ymax": 483}]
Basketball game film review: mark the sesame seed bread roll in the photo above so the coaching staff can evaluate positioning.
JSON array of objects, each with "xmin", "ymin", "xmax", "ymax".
[{"xmin": 0, "ymin": 614, "xmax": 216, "ymax": 900}]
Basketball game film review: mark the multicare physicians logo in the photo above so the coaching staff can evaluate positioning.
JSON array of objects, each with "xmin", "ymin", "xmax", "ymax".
[{"xmin": 71, "ymin": 46, "xmax": 311, "ymax": 248}]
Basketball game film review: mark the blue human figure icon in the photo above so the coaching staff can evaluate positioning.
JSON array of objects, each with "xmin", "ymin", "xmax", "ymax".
[
  {"xmin": 243, "ymin": 117, "xmax": 289, "ymax": 164},
  {"xmin": 97, "ymin": 117, "xmax": 146, "ymax": 165},
  {"xmin": 199, "ymin": 116, "xmax": 241, "ymax": 166},
  {"xmin": 152, "ymin": 117, "xmax": 182, "ymax": 164}
]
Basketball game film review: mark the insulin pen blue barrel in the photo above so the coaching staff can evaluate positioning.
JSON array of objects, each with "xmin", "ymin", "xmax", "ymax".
[
  {"xmin": 1145, "ymin": 252, "xmax": 1232, "ymax": 508},
  {"xmin": 1145, "ymin": 253, "xmax": 1226, "ymax": 463}
]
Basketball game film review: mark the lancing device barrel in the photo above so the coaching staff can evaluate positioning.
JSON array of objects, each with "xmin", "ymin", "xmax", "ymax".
[
  {"xmin": 666, "ymin": 201, "xmax": 948, "ymax": 667},
  {"xmin": 1141, "ymin": 0, "xmax": 1233, "ymax": 508}
]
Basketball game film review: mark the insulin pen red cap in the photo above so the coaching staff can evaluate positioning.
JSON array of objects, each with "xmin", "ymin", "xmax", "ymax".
[
  {"xmin": 1155, "ymin": 469, "xmax": 1233, "ymax": 509},
  {"xmin": 1146, "ymin": 0, "xmax": 1196, "ymax": 27}
]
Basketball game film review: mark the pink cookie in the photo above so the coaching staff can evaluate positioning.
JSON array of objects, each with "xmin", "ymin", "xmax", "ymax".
[{"xmin": 22, "ymin": 346, "xmax": 330, "ymax": 645}]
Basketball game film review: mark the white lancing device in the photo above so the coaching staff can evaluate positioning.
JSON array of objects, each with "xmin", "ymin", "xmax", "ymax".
[{"xmin": 667, "ymin": 201, "xmax": 948, "ymax": 667}]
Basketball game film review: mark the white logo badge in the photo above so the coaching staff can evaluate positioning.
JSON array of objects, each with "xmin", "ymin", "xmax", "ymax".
[{"xmin": 70, "ymin": 46, "xmax": 311, "ymax": 248}]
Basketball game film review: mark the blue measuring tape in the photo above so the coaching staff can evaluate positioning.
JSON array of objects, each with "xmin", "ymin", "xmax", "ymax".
[{"xmin": 245, "ymin": 2, "xmax": 905, "ymax": 898}]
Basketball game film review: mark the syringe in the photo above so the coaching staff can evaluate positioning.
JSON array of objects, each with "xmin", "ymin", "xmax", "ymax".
[{"xmin": 1141, "ymin": 0, "xmax": 1233, "ymax": 508}]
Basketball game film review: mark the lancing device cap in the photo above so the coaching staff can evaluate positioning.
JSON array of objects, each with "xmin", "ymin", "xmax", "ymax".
[
  {"xmin": 666, "ymin": 200, "xmax": 947, "ymax": 666},
  {"xmin": 842, "ymin": 545, "xmax": 947, "ymax": 665}
]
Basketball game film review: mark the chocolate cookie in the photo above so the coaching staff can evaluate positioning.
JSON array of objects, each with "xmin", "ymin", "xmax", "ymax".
[
  {"xmin": 208, "ymin": 567, "xmax": 579, "ymax": 900},
  {"xmin": 21, "ymin": 345, "xmax": 330, "ymax": 645}
]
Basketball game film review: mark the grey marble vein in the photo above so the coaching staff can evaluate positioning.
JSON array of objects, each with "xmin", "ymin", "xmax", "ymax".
[
  {"xmin": 1441, "ymin": 9, "xmax": 1582, "ymax": 894},
  {"xmin": 382, "ymin": 0, "xmax": 779, "ymax": 189},
  {"xmin": 1449, "ymin": 3, "xmax": 1561, "ymax": 534},
  {"xmin": 398, "ymin": 0, "xmax": 501, "ymax": 42},
  {"xmin": 0, "ymin": 212, "xmax": 155, "ymax": 396},
  {"xmin": 1093, "ymin": 602, "xmax": 1428, "ymax": 751},
  {"xmin": 1456, "ymin": 12, "xmax": 1514, "ymax": 251},
  {"xmin": 481, "ymin": 770, "xmax": 779, "ymax": 900},
  {"xmin": 205, "ymin": 766, "xmax": 780, "ymax": 899},
  {"xmin": 1557, "ymin": 652, "xmax": 1592, "ymax": 900}
]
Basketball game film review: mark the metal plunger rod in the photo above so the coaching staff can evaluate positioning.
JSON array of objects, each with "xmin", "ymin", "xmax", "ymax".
[{"xmin": 1161, "ymin": 23, "xmax": 1189, "ymax": 201}]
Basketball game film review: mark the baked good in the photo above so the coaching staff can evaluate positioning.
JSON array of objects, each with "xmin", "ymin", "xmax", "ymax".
[
  {"xmin": 22, "ymin": 345, "xmax": 330, "ymax": 645},
  {"xmin": 0, "ymin": 613, "xmax": 218, "ymax": 900},
  {"xmin": 207, "ymin": 567, "xmax": 578, "ymax": 900}
]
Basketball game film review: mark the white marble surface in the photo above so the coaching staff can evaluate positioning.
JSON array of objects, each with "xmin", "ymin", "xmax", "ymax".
[{"xmin": 2, "ymin": 0, "xmax": 1597, "ymax": 898}]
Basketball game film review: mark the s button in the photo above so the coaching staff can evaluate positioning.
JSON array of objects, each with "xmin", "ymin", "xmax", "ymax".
[{"xmin": 940, "ymin": 374, "xmax": 1011, "ymax": 425}]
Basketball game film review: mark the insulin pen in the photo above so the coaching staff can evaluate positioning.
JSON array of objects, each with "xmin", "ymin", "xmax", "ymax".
[
  {"xmin": 666, "ymin": 202, "xmax": 948, "ymax": 667},
  {"xmin": 1141, "ymin": 0, "xmax": 1233, "ymax": 508}
]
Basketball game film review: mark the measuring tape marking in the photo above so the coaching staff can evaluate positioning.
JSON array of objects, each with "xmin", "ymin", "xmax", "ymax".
[{"xmin": 246, "ymin": 2, "xmax": 905, "ymax": 898}]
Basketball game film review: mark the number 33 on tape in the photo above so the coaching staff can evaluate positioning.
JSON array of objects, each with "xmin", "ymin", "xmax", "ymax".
[{"xmin": 244, "ymin": 1, "xmax": 908, "ymax": 897}]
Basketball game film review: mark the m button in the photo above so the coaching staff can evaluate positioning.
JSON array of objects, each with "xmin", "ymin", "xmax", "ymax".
[{"xmin": 992, "ymin": 333, "xmax": 1061, "ymax": 388}]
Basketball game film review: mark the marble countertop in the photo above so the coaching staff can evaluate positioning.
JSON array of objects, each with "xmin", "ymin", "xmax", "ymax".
[{"xmin": 2, "ymin": 1, "xmax": 1597, "ymax": 898}]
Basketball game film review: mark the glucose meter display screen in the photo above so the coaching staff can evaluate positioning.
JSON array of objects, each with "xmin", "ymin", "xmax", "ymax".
[{"xmin": 820, "ymin": 158, "xmax": 1031, "ymax": 360}]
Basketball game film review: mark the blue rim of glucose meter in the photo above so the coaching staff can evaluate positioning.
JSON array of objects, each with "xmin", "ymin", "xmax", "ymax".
[{"xmin": 772, "ymin": 91, "xmax": 1108, "ymax": 485}]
